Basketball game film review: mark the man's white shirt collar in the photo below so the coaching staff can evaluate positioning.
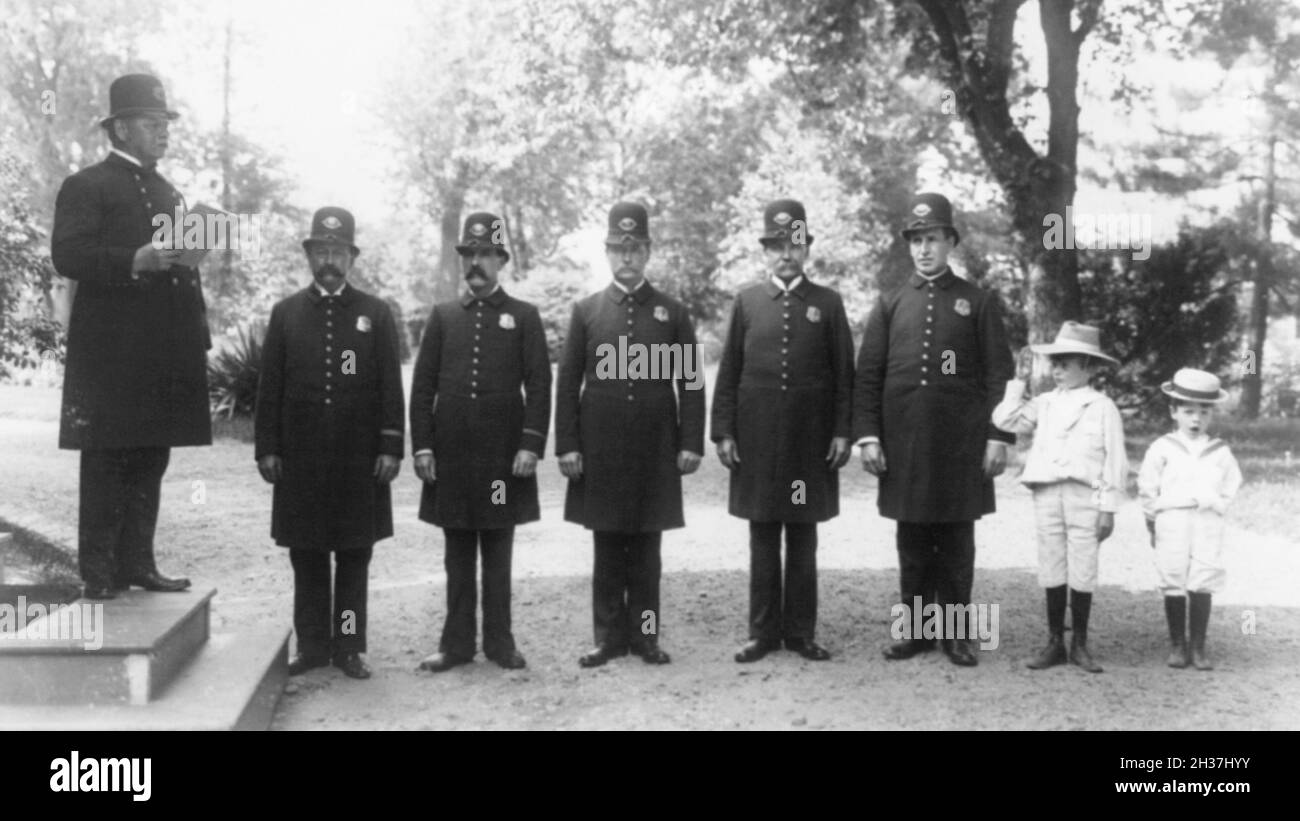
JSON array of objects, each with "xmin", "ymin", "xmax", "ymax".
[
  {"xmin": 772, "ymin": 275, "xmax": 804, "ymax": 293},
  {"xmin": 110, "ymin": 148, "xmax": 144, "ymax": 167},
  {"xmin": 316, "ymin": 282, "xmax": 348, "ymax": 297},
  {"xmin": 613, "ymin": 279, "xmax": 646, "ymax": 294},
  {"xmin": 466, "ymin": 284, "xmax": 502, "ymax": 299}
]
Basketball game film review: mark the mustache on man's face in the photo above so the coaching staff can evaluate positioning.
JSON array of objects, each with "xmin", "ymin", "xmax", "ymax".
[
  {"xmin": 465, "ymin": 264, "xmax": 486, "ymax": 280},
  {"xmin": 315, "ymin": 262, "xmax": 343, "ymax": 279}
]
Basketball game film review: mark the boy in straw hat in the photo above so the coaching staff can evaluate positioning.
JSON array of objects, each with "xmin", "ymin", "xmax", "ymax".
[
  {"xmin": 1138, "ymin": 368, "xmax": 1242, "ymax": 670},
  {"xmin": 993, "ymin": 321, "xmax": 1127, "ymax": 673}
]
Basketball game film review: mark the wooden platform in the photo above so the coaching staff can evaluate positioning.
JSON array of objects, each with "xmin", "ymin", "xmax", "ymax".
[{"xmin": 0, "ymin": 584, "xmax": 290, "ymax": 729}]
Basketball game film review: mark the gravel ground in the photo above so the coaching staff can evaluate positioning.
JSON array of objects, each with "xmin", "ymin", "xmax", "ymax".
[{"xmin": 2, "ymin": 382, "xmax": 1299, "ymax": 730}]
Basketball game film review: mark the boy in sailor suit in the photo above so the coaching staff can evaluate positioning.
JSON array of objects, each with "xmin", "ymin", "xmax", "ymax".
[{"xmin": 1138, "ymin": 368, "xmax": 1242, "ymax": 671}]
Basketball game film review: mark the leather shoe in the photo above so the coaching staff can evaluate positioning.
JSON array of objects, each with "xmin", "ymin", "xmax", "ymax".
[
  {"xmin": 333, "ymin": 652, "xmax": 371, "ymax": 679},
  {"xmin": 882, "ymin": 639, "xmax": 934, "ymax": 660},
  {"xmin": 418, "ymin": 652, "xmax": 472, "ymax": 673},
  {"xmin": 632, "ymin": 641, "xmax": 671, "ymax": 665},
  {"xmin": 488, "ymin": 649, "xmax": 527, "ymax": 670},
  {"xmin": 119, "ymin": 571, "xmax": 191, "ymax": 592},
  {"xmin": 82, "ymin": 585, "xmax": 118, "ymax": 601},
  {"xmin": 734, "ymin": 639, "xmax": 779, "ymax": 663},
  {"xmin": 578, "ymin": 645, "xmax": 627, "ymax": 668},
  {"xmin": 942, "ymin": 639, "xmax": 978, "ymax": 667},
  {"xmin": 287, "ymin": 654, "xmax": 330, "ymax": 676},
  {"xmin": 785, "ymin": 638, "xmax": 831, "ymax": 661},
  {"xmin": 1026, "ymin": 634, "xmax": 1067, "ymax": 670}
]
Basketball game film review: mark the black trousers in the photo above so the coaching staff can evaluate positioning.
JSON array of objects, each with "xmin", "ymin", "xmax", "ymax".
[
  {"xmin": 592, "ymin": 530, "xmax": 662, "ymax": 650},
  {"xmin": 748, "ymin": 521, "xmax": 818, "ymax": 642},
  {"xmin": 439, "ymin": 527, "xmax": 516, "ymax": 660},
  {"xmin": 896, "ymin": 521, "xmax": 976, "ymax": 638},
  {"xmin": 78, "ymin": 447, "xmax": 171, "ymax": 588},
  {"xmin": 289, "ymin": 547, "xmax": 372, "ymax": 658}
]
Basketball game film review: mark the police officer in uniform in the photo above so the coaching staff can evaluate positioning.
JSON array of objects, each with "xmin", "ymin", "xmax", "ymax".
[
  {"xmin": 556, "ymin": 202, "xmax": 706, "ymax": 667},
  {"xmin": 254, "ymin": 207, "xmax": 405, "ymax": 679},
  {"xmin": 51, "ymin": 73, "xmax": 211, "ymax": 600},
  {"xmin": 713, "ymin": 200, "xmax": 854, "ymax": 663},
  {"xmin": 412, "ymin": 213, "xmax": 552, "ymax": 673},
  {"xmin": 853, "ymin": 193, "xmax": 1015, "ymax": 667}
]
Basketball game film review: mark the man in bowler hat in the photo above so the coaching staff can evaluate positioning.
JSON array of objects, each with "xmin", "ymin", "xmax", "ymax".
[
  {"xmin": 712, "ymin": 200, "xmax": 854, "ymax": 663},
  {"xmin": 853, "ymin": 192, "xmax": 1015, "ymax": 667},
  {"xmin": 412, "ymin": 212, "xmax": 552, "ymax": 673},
  {"xmin": 51, "ymin": 73, "xmax": 210, "ymax": 600},
  {"xmin": 254, "ymin": 207, "xmax": 405, "ymax": 680},
  {"xmin": 556, "ymin": 202, "xmax": 706, "ymax": 667}
]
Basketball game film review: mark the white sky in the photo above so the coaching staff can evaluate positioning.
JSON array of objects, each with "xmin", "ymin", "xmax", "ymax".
[{"xmin": 146, "ymin": 0, "xmax": 422, "ymax": 222}]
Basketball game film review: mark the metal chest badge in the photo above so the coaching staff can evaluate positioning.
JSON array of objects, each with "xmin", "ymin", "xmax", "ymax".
[
  {"xmin": 953, "ymin": 298, "xmax": 971, "ymax": 317},
  {"xmin": 653, "ymin": 305, "xmax": 670, "ymax": 323},
  {"xmin": 499, "ymin": 313, "xmax": 516, "ymax": 330},
  {"xmin": 806, "ymin": 306, "xmax": 821, "ymax": 323},
  {"xmin": 356, "ymin": 315, "xmax": 372, "ymax": 332}
]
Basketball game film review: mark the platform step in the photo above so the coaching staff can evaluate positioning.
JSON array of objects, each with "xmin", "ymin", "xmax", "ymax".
[
  {"xmin": 0, "ymin": 624, "xmax": 290, "ymax": 730},
  {"xmin": 0, "ymin": 588, "xmax": 213, "ymax": 705}
]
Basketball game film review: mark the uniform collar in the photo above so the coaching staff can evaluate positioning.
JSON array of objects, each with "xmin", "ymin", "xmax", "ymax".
[
  {"xmin": 307, "ymin": 282, "xmax": 355, "ymax": 305},
  {"xmin": 910, "ymin": 268, "xmax": 956, "ymax": 289},
  {"xmin": 606, "ymin": 279, "xmax": 655, "ymax": 305},
  {"xmin": 109, "ymin": 148, "xmax": 144, "ymax": 167},
  {"xmin": 107, "ymin": 148, "xmax": 160, "ymax": 174},
  {"xmin": 459, "ymin": 284, "xmax": 508, "ymax": 308},
  {"xmin": 764, "ymin": 275, "xmax": 810, "ymax": 300}
]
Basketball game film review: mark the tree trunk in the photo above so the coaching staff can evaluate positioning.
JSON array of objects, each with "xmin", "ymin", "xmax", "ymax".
[
  {"xmin": 437, "ymin": 187, "xmax": 465, "ymax": 304},
  {"xmin": 1241, "ymin": 131, "xmax": 1276, "ymax": 419},
  {"xmin": 916, "ymin": 0, "xmax": 1090, "ymax": 351}
]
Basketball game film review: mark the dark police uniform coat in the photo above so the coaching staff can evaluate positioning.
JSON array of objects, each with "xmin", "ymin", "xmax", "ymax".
[
  {"xmin": 254, "ymin": 284, "xmax": 404, "ymax": 552},
  {"xmin": 712, "ymin": 277, "xmax": 854, "ymax": 523},
  {"xmin": 852, "ymin": 269, "xmax": 1015, "ymax": 522},
  {"xmin": 556, "ymin": 282, "xmax": 706, "ymax": 532},
  {"xmin": 51, "ymin": 152, "xmax": 212, "ymax": 450},
  {"xmin": 410, "ymin": 287, "xmax": 551, "ymax": 529}
]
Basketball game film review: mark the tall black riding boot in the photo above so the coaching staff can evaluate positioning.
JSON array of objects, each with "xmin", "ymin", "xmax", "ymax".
[
  {"xmin": 1164, "ymin": 594, "xmax": 1188, "ymax": 669},
  {"xmin": 1027, "ymin": 585, "xmax": 1068, "ymax": 669},
  {"xmin": 1188, "ymin": 591, "xmax": 1213, "ymax": 671},
  {"xmin": 1068, "ymin": 589, "xmax": 1102, "ymax": 673}
]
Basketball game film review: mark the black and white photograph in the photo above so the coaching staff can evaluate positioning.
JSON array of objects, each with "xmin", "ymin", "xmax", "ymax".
[{"xmin": 0, "ymin": 0, "xmax": 1295, "ymax": 781}]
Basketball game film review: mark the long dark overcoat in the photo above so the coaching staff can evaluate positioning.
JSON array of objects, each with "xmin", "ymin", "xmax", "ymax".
[
  {"xmin": 555, "ymin": 282, "xmax": 706, "ymax": 532},
  {"xmin": 254, "ymin": 284, "xmax": 405, "ymax": 551},
  {"xmin": 410, "ymin": 287, "xmax": 551, "ymax": 529},
  {"xmin": 852, "ymin": 269, "xmax": 1015, "ymax": 522},
  {"xmin": 711, "ymin": 278, "xmax": 854, "ymax": 523},
  {"xmin": 51, "ymin": 153, "xmax": 212, "ymax": 450}
]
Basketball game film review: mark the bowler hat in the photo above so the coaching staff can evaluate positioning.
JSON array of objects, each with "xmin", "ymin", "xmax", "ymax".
[
  {"xmin": 759, "ymin": 199, "xmax": 814, "ymax": 246},
  {"xmin": 455, "ymin": 212, "xmax": 510, "ymax": 261},
  {"xmin": 605, "ymin": 202, "xmax": 650, "ymax": 246},
  {"xmin": 900, "ymin": 192, "xmax": 960, "ymax": 244},
  {"xmin": 100, "ymin": 74, "xmax": 180, "ymax": 127},
  {"xmin": 1030, "ymin": 321, "xmax": 1119, "ymax": 367},
  {"xmin": 1161, "ymin": 369, "xmax": 1228, "ymax": 403},
  {"xmin": 302, "ymin": 207, "xmax": 360, "ymax": 256}
]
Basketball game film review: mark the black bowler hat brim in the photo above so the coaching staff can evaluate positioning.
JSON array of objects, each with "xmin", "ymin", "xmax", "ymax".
[
  {"xmin": 100, "ymin": 108, "xmax": 180, "ymax": 127},
  {"xmin": 302, "ymin": 238, "xmax": 361, "ymax": 256}
]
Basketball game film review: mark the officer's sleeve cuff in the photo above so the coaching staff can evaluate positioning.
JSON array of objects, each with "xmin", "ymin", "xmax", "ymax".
[
  {"xmin": 414, "ymin": 449, "xmax": 432, "ymax": 457},
  {"xmin": 856, "ymin": 436, "xmax": 880, "ymax": 448}
]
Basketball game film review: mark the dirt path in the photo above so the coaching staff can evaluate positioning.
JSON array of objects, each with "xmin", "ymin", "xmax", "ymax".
[{"xmin": 2, "ymin": 383, "xmax": 1299, "ymax": 729}]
